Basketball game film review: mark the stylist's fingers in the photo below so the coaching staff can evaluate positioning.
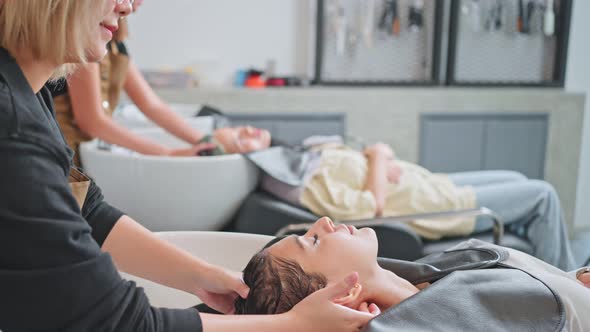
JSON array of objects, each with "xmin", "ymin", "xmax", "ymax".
[
  {"xmin": 579, "ymin": 272, "xmax": 590, "ymax": 288},
  {"xmin": 358, "ymin": 302, "xmax": 381, "ymax": 317},
  {"xmin": 321, "ymin": 272, "xmax": 360, "ymax": 301},
  {"xmin": 217, "ymin": 269, "xmax": 250, "ymax": 299},
  {"xmin": 359, "ymin": 302, "xmax": 369, "ymax": 313},
  {"xmin": 368, "ymin": 303, "xmax": 381, "ymax": 316},
  {"xmin": 231, "ymin": 272, "xmax": 250, "ymax": 299}
]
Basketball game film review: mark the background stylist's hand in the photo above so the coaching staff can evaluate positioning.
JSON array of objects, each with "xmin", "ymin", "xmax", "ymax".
[
  {"xmin": 286, "ymin": 272, "xmax": 377, "ymax": 332},
  {"xmin": 193, "ymin": 264, "xmax": 249, "ymax": 314},
  {"xmin": 166, "ymin": 142, "xmax": 216, "ymax": 157}
]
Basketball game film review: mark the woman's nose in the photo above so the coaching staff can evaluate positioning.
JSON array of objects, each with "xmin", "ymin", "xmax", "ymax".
[
  {"xmin": 116, "ymin": 0, "xmax": 133, "ymax": 17},
  {"xmin": 306, "ymin": 217, "xmax": 335, "ymax": 237}
]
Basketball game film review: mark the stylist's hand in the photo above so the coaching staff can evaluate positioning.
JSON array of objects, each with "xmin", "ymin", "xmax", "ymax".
[
  {"xmin": 358, "ymin": 302, "xmax": 381, "ymax": 316},
  {"xmin": 286, "ymin": 272, "xmax": 377, "ymax": 332},
  {"xmin": 193, "ymin": 264, "xmax": 249, "ymax": 314},
  {"xmin": 166, "ymin": 142, "xmax": 216, "ymax": 157}
]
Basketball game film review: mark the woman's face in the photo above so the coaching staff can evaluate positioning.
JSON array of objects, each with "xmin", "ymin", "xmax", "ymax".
[
  {"xmin": 214, "ymin": 126, "xmax": 272, "ymax": 154},
  {"xmin": 87, "ymin": 0, "xmax": 133, "ymax": 62},
  {"xmin": 268, "ymin": 217, "xmax": 379, "ymax": 285}
]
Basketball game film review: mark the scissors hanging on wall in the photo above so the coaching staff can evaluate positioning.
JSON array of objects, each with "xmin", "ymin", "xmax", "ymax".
[{"xmin": 326, "ymin": 0, "xmax": 348, "ymax": 56}]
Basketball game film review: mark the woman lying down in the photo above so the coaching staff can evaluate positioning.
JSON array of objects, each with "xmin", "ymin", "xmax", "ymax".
[{"xmin": 233, "ymin": 217, "xmax": 590, "ymax": 331}]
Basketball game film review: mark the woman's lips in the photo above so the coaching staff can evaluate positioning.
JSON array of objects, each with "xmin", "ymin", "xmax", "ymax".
[
  {"xmin": 102, "ymin": 24, "xmax": 119, "ymax": 33},
  {"xmin": 347, "ymin": 225, "xmax": 356, "ymax": 235},
  {"xmin": 251, "ymin": 128, "xmax": 262, "ymax": 137}
]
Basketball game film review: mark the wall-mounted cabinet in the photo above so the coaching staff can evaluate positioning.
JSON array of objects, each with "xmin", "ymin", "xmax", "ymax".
[
  {"xmin": 419, "ymin": 113, "xmax": 548, "ymax": 179},
  {"xmin": 313, "ymin": 0, "xmax": 572, "ymax": 87}
]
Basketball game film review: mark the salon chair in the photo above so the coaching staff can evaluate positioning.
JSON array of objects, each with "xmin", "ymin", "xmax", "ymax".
[{"xmin": 230, "ymin": 191, "xmax": 534, "ymax": 261}]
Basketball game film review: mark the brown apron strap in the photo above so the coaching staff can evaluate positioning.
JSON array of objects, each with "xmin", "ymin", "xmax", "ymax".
[{"xmin": 68, "ymin": 167, "xmax": 91, "ymax": 210}]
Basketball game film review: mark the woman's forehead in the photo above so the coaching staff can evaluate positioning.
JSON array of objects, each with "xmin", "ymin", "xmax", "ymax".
[
  {"xmin": 265, "ymin": 236, "xmax": 301, "ymax": 259},
  {"xmin": 263, "ymin": 236, "xmax": 287, "ymax": 249}
]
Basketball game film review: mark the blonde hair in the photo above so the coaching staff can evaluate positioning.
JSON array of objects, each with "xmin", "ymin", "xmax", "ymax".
[
  {"xmin": 114, "ymin": 18, "xmax": 129, "ymax": 42},
  {"xmin": 0, "ymin": 0, "xmax": 105, "ymax": 77}
]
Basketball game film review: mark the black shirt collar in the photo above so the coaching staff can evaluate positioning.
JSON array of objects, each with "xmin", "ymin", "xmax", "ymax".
[
  {"xmin": 0, "ymin": 47, "xmax": 74, "ymax": 162},
  {"xmin": 0, "ymin": 47, "xmax": 48, "ymax": 129},
  {"xmin": 0, "ymin": 47, "xmax": 38, "ymax": 98}
]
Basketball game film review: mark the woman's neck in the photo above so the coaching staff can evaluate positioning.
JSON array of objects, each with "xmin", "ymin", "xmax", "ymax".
[
  {"xmin": 13, "ymin": 51, "xmax": 57, "ymax": 93},
  {"xmin": 362, "ymin": 267, "xmax": 420, "ymax": 311}
]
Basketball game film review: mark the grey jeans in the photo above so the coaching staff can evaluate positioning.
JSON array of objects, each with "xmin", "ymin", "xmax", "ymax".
[{"xmin": 449, "ymin": 170, "xmax": 577, "ymax": 271}]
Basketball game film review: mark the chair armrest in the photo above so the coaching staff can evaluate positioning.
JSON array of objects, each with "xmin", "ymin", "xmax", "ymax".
[{"xmin": 276, "ymin": 207, "xmax": 505, "ymax": 245}]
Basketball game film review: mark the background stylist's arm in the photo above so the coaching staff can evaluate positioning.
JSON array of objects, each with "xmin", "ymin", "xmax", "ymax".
[
  {"xmin": 124, "ymin": 61, "xmax": 204, "ymax": 145},
  {"xmin": 67, "ymin": 63, "xmax": 209, "ymax": 156}
]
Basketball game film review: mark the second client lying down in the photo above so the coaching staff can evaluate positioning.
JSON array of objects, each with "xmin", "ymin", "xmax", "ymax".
[{"xmin": 196, "ymin": 125, "xmax": 575, "ymax": 270}]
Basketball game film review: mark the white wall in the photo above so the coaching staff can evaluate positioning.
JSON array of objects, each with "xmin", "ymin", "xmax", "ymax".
[
  {"xmin": 566, "ymin": 0, "xmax": 590, "ymax": 229},
  {"xmin": 126, "ymin": 0, "xmax": 312, "ymax": 86}
]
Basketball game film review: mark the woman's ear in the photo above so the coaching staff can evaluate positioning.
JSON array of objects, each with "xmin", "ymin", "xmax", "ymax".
[{"xmin": 333, "ymin": 283, "xmax": 363, "ymax": 308}]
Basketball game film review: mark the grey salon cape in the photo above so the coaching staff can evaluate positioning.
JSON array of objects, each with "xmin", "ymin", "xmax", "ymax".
[
  {"xmin": 246, "ymin": 146, "xmax": 315, "ymax": 186},
  {"xmin": 366, "ymin": 239, "xmax": 590, "ymax": 332}
]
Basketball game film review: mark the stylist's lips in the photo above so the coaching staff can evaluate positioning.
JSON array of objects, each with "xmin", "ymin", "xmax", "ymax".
[{"xmin": 100, "ymin": 23, "xmax": 118, "ymax": 38}]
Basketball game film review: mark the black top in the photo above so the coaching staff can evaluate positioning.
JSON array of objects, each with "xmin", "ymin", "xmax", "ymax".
[{"xmin": 0, "ymin": 48, "xmax": 202, "ymax": 331}]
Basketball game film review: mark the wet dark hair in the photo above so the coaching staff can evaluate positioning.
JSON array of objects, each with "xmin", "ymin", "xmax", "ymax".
[{"xmin": 234, "ymin": 243, "xmax": 327, "ymax": 315}]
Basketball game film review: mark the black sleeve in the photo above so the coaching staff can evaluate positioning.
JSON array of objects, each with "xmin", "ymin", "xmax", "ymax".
[
  {"xmin": 0, "ymin": 138, "xmax": 202, "ymax": 332},
  {"xmin": 82, "ymin": 179, "xmax": 125, "ymax": 246}
]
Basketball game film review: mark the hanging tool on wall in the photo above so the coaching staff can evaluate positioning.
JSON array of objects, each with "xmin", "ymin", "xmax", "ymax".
[
  {"xmin": 543, "ymin": 0, "xmax": 555, "ymax": 36},
  {"xmin": 461, "ymin": 0, "xmax": 483, "ymax": 32},
  {"xmin": 485, "ymin": 0, "xmax": 504, "ymax": 32},
  {"xmin": 391, "ymin": 0, "xmax": 401, "ymax": 36},
  {"xmin": 517, "ymin": 0, "xmax": 536, "ymax": 34},
  {"xmin": 335, "ymin": 2, "xmax": 348, "ymax": 56},
  {"xmin": 378, "ymin": 0, "xmax": 401, "ymax": 37},
  {"xmin": 362, "ymin": 0, "xmax": 377, "ymax": 48},
  {"xmin": 346, "ymin": 1, "xmax": 361, "ymax": 58},
  {"xmin": 408, "ymin": 0, "xmax": 425, "ymax": 33}
]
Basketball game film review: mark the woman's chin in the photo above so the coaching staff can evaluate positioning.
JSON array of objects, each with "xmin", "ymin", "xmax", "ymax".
[
  {"xmin": 86, "ymin": 47, "xmax": 109, "ymax": 63},
  {"xmin": 356, "ymin": 227, "xmax": 379, "ymax": 253},
  {"xmin": 360, "ymin": 227, "xmax": 378, "ymax": 240}
]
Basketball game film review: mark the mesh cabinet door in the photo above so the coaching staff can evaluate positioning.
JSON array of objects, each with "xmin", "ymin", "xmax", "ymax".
[
  {"xmin": 447, "ymin": 0, "xmax": 572, "ymax": 86},
  {"xmin": 314, "ymin": 0, "xmax": 444, "ymax": 85}
]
